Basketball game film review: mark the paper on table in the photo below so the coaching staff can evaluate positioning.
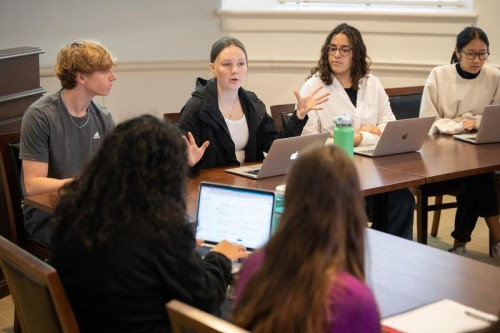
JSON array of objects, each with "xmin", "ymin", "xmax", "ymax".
[{"xmin": 381, "ymin": 299, "xmax": 498, "ymax": 333}]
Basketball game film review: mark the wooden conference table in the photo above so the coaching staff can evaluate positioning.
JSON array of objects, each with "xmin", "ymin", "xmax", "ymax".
[
  {"xmin": 357, "ymin": 134, "xmax": 500, "ymax": 244},
  {"xmin": 26, "ymin": 134, "xmax": 500, "ymax": 239},
  {"xmin": 24, "ymin": 161, "xmax": 425, "ymax": 231},
  {"xmin": 25, "ymin": 134, "xmax": 500, "ymax": 237},
  {"xmin": 23, "ymin": 135, "xmax": 500, "ymax": 317}
]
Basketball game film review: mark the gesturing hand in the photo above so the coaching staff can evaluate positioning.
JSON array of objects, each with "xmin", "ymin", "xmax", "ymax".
[
  {"xmin": 184, "ymin": 132, "xmax": 209, "ymax": 167},
  {"xmin": 293, "ymin": 85, "xmax": 330, "ymax": 119}
]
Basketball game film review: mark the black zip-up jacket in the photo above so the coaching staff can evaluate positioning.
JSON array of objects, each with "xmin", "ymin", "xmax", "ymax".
[{"xmin": 179, "ymin": 78, "xmax": 308, "ymax": 171}]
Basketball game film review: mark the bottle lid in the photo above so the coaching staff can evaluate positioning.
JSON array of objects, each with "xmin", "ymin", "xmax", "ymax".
[
  {"xmin": 275, "ymin": 184, "xmax": 286, "ymax": 195},
  {"xmin": 334, "ymin": 114, "xmax": 352, "ymax": 127}
]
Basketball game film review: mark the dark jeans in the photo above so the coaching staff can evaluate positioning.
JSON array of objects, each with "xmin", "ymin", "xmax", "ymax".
[
  {"xmin": 366, "ymin": 188, "xmax": 415, "ymax": 240},
  {"xmin": 452, "ymin": 173, "xmax": 499, "ymax": 243},
  {"xmin": 24, "ymin": 207, "xmax": 53, "ymax": 245}
]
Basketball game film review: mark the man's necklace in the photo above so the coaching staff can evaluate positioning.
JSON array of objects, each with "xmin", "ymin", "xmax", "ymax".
[{"xmin": 61, "ymin": 90, "xmax": 90, "ymax": 128}]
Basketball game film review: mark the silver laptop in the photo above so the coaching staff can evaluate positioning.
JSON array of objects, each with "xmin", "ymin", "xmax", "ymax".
[
  {"xmin": 195, "ymin": 182, "xmax": 275, "ymax": 272},
  {"xmin": 226, "ymin": 133, "xmax": 329, "ymax": 179},
  {"xmin": 354, "ymin": 116, "xmax": 434, "ymax": 157},
  {"xmin": 453, "ymin": 104, "xmax": 500, "ymax": 144}
]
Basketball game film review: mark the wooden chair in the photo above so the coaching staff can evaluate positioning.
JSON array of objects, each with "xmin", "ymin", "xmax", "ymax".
[
  {"xmin": 163, "ymin": 112, "xmax": 181, "ymax": 124},
  {"xmin": 385, "ymin": 86, "xmax": 424, "ymax": 120},
  {"xmin": 270, "ymin": 103, "xmax": 295, "ymax": 131},
  {"xmin": 166, "ymin": 300, "xmax": 250, "ymax": 333},
  {"xmin": 0, "ymin": 235, "xmax": 79, "ymax": 333},
  {"xmin": 385, "ymin": 87, "xmax": 493, "ymax": 253},
  {"xmin": 0, "ymin": 132, "xmax": 50, "ymax": 260}
]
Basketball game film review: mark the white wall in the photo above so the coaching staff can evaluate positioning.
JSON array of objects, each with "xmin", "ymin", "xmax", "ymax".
[{"xmin": 1, "ymin": 0, "xmax": 498, "ymax": 124}]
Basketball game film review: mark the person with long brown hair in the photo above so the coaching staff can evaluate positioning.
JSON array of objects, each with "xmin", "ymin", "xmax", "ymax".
[{"xmin": 232, "ymin": 144, "xmax": 380, "ymax": 333}]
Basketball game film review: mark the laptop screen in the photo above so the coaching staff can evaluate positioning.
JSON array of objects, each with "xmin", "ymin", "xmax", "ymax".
[{"xmin": 195, "ymin": 182, "xmax": 275, "ymax": 250}]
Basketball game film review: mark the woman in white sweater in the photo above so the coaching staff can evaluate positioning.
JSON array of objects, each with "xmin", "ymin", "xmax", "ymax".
[
  {"xmin": 420, "ymin": 26, "xmax": 500, "ymax": 260},
  {"xmin": 300, "ymin": 23, "xmax": 414, "ymax": 240}
]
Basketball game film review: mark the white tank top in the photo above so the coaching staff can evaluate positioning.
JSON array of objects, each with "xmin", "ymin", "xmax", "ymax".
[{"xmin": 224, "ymin": 115, "xmax": 249, "ymax": 164}]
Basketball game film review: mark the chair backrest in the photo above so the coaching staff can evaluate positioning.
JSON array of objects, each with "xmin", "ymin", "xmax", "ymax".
[
  {"xmin": 385, "ymin": 86, "xmax": 424, "ymax": 120},
  {"xmin": 0, "ymin": 132, "xmax": 50, "ymax": 260},
  {"xmin": 0, "ymin": 236, "xmax": 79, "ymax": 333},
  {"xmin": 166, "ymin": 300, "xmax": 250, "ymax": 333},
  {"xmin": 270, "ymin": 103, "xmax": 295, "ymax": 131},
  {"xmin": 163, "ymin": 112, "xmax": 181, "ymax": 124},
  {"xmin": 0, "ymin": 132, "xmax": 24, "ymax": 244}
]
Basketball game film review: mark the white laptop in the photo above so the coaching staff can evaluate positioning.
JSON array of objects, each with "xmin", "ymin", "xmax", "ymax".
[
  {"xmin": 354, "ymin": 116, "xmax": 435, "ymax": 157},
  {"xmin": 225, "ymin": 133, "xmax": 329, "ymax": 179},
  {"xmin": 195, "ymin": 182, "xmax": 275, "ymax": 272},
  {"xmin": 453, "ymin": 104, "xmax": 500, "ymax": 144}
]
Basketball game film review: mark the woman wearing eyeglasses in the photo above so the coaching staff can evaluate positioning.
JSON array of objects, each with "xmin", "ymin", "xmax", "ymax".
[
  {"xmin": 301, "ymin": 23, "xmax": 395, "ymax": 146},
  {"xmin": 420, "ymin": 26, "xmax": 499, "ymax": 134},
  {"xmin": 420, "ymin": 26, "xmax": 500, "ymax": 260},
  {"xmin": 300, "ymin": 23, "xmax": 415, "ymax": 240}
]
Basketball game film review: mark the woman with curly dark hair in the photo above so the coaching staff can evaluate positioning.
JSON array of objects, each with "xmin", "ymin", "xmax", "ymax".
[
  {"xmin": 50, "ymin": 115, "xmax": 247, "ymax": 332},
  {"xmin": 301, "ymin": 23, "xmax": 395, "ymax": 145},
  {"xmin": 232, "ymin": 145, "xmax": 380, "ymax": 333},
  {"xmin": 301, "ymin": 23, "xmax": 415, "ymax": 240}
]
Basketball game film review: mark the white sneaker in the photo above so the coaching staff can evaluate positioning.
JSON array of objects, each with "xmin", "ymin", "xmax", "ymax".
[
  {"xmin": 448, "ymin": 246, "xmax": 471, "ymax": 258},
  {"xmin": 492, "ymin": 242, "xmax": 500, "ymax": 264}
]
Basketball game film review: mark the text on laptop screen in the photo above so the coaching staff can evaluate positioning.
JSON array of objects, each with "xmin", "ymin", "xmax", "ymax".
[{"xmin": 196, "ymin": 184, "xmax": 275, "ymax": 250}]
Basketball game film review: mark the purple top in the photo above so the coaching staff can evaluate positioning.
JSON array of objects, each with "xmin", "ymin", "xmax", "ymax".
[{"xmin": 234, "ymin": 250, "xmax": 381, "ymax": 333}]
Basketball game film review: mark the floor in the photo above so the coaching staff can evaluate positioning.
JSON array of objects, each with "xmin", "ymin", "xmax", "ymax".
[{"xmin": 0, "ymin": 196, "xmax": 497, "ymax": 331}]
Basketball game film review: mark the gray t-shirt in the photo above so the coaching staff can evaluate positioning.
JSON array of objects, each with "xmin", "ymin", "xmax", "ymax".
[{"xmin": 19, "ymin": 89, "xmax": 115, "ymax": 196}]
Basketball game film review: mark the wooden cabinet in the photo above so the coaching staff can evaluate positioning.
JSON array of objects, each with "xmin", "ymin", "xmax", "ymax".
[
  {"xmin": 0, "ymin": 47, "xmax": 45, "ymax": 133},
  {"xmin": 0, "ymin": 47, "xmax": 45, "ymax": 298}
]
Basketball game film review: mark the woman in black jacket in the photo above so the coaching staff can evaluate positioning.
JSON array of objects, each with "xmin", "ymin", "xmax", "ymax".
[{"xmin": 179, "ymin": 36, "xmax": 329, "ymax": 171}]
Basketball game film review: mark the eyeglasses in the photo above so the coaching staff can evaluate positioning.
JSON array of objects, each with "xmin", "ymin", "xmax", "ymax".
[
  {"xmin": 461, "ymin": 50, "xmax": 490, "ymax": 60},
  {"xmin": 328, "ymin": 45, "xmax": 352, "ymax": 57}
]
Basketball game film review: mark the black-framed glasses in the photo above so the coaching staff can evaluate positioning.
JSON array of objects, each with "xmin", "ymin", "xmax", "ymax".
[
  {"xmin": 461, "ymin": 50, "xmax": 490, "ymax": 60},
  {"xmin": 328, "ymin": 45, "xmax": 352, "ymax": 57}
]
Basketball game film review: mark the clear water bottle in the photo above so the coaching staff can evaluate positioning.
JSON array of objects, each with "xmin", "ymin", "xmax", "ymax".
[
  {"xmin": 333, "ymin": 114, "xmax": 354, "ymax": 158},
  {"xmin": 272, "ymin": 184, "xmax": 286, "ymax": 234}
]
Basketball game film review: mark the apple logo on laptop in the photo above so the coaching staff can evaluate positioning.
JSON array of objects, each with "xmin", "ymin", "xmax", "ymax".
[
  {"xmin": 402, "ymin": 133, "xmax": 408, "ymax": 140},
  {"xmin": 290, "ymin": 151, "xmax": 299, "ymax": 160}
]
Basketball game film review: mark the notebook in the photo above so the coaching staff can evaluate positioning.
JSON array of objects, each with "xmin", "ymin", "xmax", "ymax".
[
  {"xmin": 195, "ymin": 182, "xmax": 275, "ymax": 272},
  {"xmin": 354, "ymin": 116, "xmax": 434, "ymax": 157},
  {"xmin": 453, "ymin": 104, "xmax": 500, "ymax": 144},
  {"xmin": 225, "ymin": 132, "xmax": 330, "ymax": 179}
]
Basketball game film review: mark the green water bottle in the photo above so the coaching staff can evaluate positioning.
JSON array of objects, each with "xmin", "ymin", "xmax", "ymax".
[
  {"xmin": 333, "ymin": 114, "xmax": 354, "ymax": 158},
  {"xmin": 272, "ymin": 184, "xmax": 286, "ymax": 235}
]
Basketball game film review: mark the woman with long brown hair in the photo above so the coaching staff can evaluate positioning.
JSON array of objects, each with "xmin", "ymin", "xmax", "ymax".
[{"xmin": 232, "ymin": 144, "xmax": 380, "ymax": 333}]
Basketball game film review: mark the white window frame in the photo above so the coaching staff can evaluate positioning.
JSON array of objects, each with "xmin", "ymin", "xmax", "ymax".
[
  {"xmin": 218, "ymin": 0, "xmax": 476, "ymax": 36},
  {"xmin": 279, "ymin": 0, "xmax": 466, "ymax": 8}
]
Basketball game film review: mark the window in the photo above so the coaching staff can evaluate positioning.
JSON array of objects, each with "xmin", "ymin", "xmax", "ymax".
[{"xmin": 279, "ymin": 0, "xmax": 467, "ymax": 8}]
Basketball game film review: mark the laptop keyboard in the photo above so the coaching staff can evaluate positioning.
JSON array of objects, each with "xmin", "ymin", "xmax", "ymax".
[{"xmin": 243, "ymin": 169, "xmax": 260, "ymax": 175}]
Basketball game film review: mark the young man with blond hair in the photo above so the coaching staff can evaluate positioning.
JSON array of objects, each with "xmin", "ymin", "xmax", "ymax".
[{"xmin": 20, "ymin": 39, "xmax": 117, "ymax": 244}]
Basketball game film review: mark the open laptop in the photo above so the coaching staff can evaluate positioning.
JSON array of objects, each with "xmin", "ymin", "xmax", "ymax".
[
  {"xmin": 195, "ymin": 182, "xmax": 275, "ymax": 272},
  {"xmin": 225, "ymin": 132, "xmax": 329, "ymax": 179},
  {"xmin": 453, "ymin": 104, "xmax": 500, "ymax": 144},
  {"xmin": 354, "ymin": 116, "xmax": 434, "ymax": 157}
]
